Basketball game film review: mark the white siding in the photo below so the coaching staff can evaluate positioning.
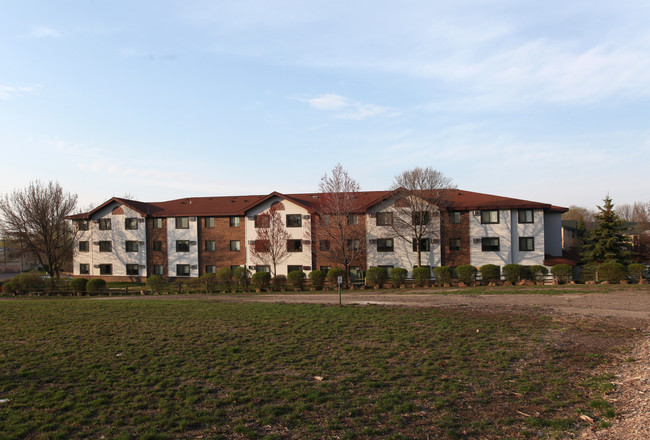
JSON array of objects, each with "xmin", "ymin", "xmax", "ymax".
[
  {"xmin": 544, "ymin": 212, "xmax": 563, "ymax": 257},
  {"xmin": 512, "ymin": 209, "xmax": 545, "ymax": 265},
  {"xmin": 167, "ymin": 216, "xmax": 199, "ymax": 277},
  {"xmin": 469, "ymin": 209, "xmax": 513, "ymax": 268}
]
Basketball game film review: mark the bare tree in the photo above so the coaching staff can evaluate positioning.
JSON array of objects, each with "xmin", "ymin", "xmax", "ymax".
[
  {"xmin": 563, "ymin": 205, "xmax": 596, "ymax": 223},
  {"xmin": 314, "ymin": 164, "xmax": 366, "ymax": 284},
  {"xmin": 389, "ymin": 167, "xmax": 455, "ymax": 267},
  {"xmin": 0, "ymin": 181, "xmax": 77, "ymax": 278},
  {"xmin": 616, "ymin": 202, "xmax": 650, "ymax": 224},
  {"xmin": 249, "ymin": 203, "xmax": 291, "ymax": 277}
]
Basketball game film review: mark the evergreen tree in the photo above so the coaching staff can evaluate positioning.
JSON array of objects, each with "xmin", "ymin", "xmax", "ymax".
[{"xmin": 581, "ymin": 195, "xmax": 632, "ymax": 266}]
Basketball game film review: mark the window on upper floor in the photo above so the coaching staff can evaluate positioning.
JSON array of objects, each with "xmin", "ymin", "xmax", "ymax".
[
  {"xmin": 153, "ymin": 218, "xmax": 163, "ymax": 229},
  {"xmin": 125, "ymin": 241, "xmax": 139, "ymax": 252},
  {"xmin": 321, "ymin": 215, "xmax": 331, "ymax": 226},
  {"xmin": 205, "ymin": 240, "xmax": 215, "ymax": 251},
  {"xmin": 126, "ymin": 264, "xmax": 139, "ymax": 276},
  {"xmin": 205, "ymin": 217, "xmax": 215, "ymax": 228},
  {"xmin": 347, "ymin": 214, "xmax": 359, "ymax": 225},
  {"xmin": 287, "ymin": 239, "xmax": 303, "ymax": 252},
  {"xmin": 518, "ymin": 209, "xmax": 534, "ymax": 224},
  {"xmin": 79, "ymin": 263, "xmax": 90, "ymax": 274},
  {"xmin": 347, "ymin": 239, "xmax": 360, "ymax": 251},
  {"xmin": 230, "ymin": 240, "xmax": 240, "ymax": 251},
  {"xmin": 78, "ymin": 241, "xmax": 89, "ymax": 252},
  {"xmin": 449, "ymin": 211, "xmax": 461, "ymax": 224},
  {"xmin": 205, "ymin": 265, "xmax": 216, "ymax": 274},
  {"xmin": 412, "ymin": 211, "xmax": 430, "ymax": 226},
  {"xmin": 319, "ymin": 240, "xmax": 330, "ymax": 251},
  {"xmin": 230, "ymin": 216, "xmax": 240, "ymax": 227},
  {"xmin": 176, "ymin": 240, "xmax": 190, "ymax": 252},
  {"xmin": 125, "ymin": 218, "xmax": 139, "ymax": 230},
  {"xmin": 412, "ymin": 238, "xmax": 430, "ymax": 252},
  {"xmin": 175, "ymin": 217, "xmax": 189, "ymax": 229},
  {"xmin": 376, "ymin": 212, "xmax": 393, "ymax": 226},
  {"xmin": 255, "ymin": 214, "xmax": 270, "ymax": 228},
  {"xmin": 519, "ymin": 237, "xmax": 534, "ymax": 251},
  {"xmin": 99, "ymin": 218, "xmax": 111, "ymax": 230},
  {"xmin": 153, "ymin": 241, "xmax": 162, "ymax": 252},
  {"xmin": 153, "ymin": 265, "xmax": 164, "ymax": 275},
  {"xmin": 481, "ymin": 237, "xmax": 500, "ymax": 252},
  {"xmin": 480, "ymin": 210, "xmax": 499, "ymax": 224},
  {"xmin": 99, "ymin": 241, "xmax": 112, "ymax": 252},
  {"xmin": 99, "ymin": 264, "xmax": 112, "ymax": 275},
  {"xmin": 77, "ymin": 220, "xmax": 89, "ymax": 231},
  {"xmin": 377, "ymin": 238, "xmax": 394, "ymax": 252},
  {"xmin": 449, "ymin": 238, "xmax": 461, "ymax": 251},
  {"xmin": 286, "ymin": 214, "xmax": 302, "ymax": 228},
  {"xmin": 176, "ymin": 264, "xmax": 190, "ymax": 276}
]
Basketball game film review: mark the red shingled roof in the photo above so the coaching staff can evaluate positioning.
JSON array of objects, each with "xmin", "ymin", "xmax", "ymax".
[{"xmin": 67, "ymin": 189, "xmax": 567, "ymax": 219}]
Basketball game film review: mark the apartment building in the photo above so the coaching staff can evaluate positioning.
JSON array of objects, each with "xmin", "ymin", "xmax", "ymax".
[{"xmin": 68, "ymin": 189, "xmax": 567, "ymax": 281}]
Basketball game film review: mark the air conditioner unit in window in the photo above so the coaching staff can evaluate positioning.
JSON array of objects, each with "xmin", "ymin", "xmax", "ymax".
[
  {"xmin": 472, "ymin": 211, "xmax": 481, "ymax": 216},
  {"xmin": 473, "ymin": 238, "xmax": 482, "ymax": 244},
  {"xmin": 189, "ymin": 241, "xmax": 196, "ymax": 245},
  {"xmin": 303, "ymin": 266, "xmax": 311, "ymax": 270},
  {"xmin": 190, "ymin": 217, "xmax": 197, "ymax": 222},
  {"xmin": 190, "ymin": 265, "xmax": 197, "ymax": 270},
  {"xmin": 93, "ymin": 264, "xmax": 100, "ymax": 268},
  {"xmin": 431, "ymin": 239, "xmax": 440, "ymax": 244},
  {"xmin": 93, "ymin": 242, "xmax": 100, "ymax": 245},
  {"xmin": 302, "ymin": 215, "xmax": 311, "ymax": 219},
  {"xmin": 139, "ymin": 265, "xmax": 146, "ymax": 269},
  {"xmin": 302, "ymin": 240, "xmax": 311, "ymax": 245},
  {"xmin": 248, "ymin": 240, "xmax": 256, "ymax": 245},
  {"xmin": 138, "ymin": 218, "xmax": 145, "ymax": 223},
  {"xmin": 369, "ymin": 239, "xmax": 377, "ymax": 244},
  {"xmin": 139, "ymin": 241, "xmax": 145, "ymax": 245}
]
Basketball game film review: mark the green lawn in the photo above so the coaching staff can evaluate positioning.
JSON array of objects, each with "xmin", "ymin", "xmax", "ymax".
[{"xmin": 0, "ymin": 299, "xmax": 635, "ymax": 439}]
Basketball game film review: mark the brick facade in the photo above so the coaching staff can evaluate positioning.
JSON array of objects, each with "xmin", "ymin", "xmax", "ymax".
[
  {"xmin": 198, "ymin": 216, "xmax": 246, "ymax": 274},
  {"xmin": 146, "ymin": 218, "xmax": 168, "ymax": 277},
  {"xmin": 441, "ymin": 210, "xmax": 470, "ymax": 267}
]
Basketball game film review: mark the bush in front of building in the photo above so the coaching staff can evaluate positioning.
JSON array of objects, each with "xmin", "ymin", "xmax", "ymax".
[
  {"xmin": 70, "ymin": 278, "xmax": 88, "ymax": 294},
  {"xmin": 529, "ymin": 265, "xmax": 549, "ymax": 283},
  {"xmin": 366, "ymin": 267, "xmax": 388, "ymax": 288},
  {"xmin": 216, "ymin": 267, "xmax": 232, "ymax": 289},
  {"xmin": 251, "ymin": 272, "xmax": 271, "ymax": 290},
  {"xmin": 412, "ymin": 266, "xmax": 430, "ymax": 287},
  {"xmin": 597, "ymin": 262, "xmax": 627, "ymax": 283},
  {"xmin": 2, "ymin": 279, "xmax": 19, "ymax": 295},
  {"xmin": 327, "ymin": 268, "xmax": 346, "ymax": 286},
  {"xmin": 480, "ymin": 264, "xmax": 501, "ymax": 283},
  {"xmin": 308, "ymin": 270, "xmax": 326, "ymax": 290},
  {"xmin": 456, "ymin": 265, "xmax": 478, "ymax": 284},
  {"xmin": 233, "ymin": 267, "xmax": 250, "ymax": 290},
  {"xmin": 199, "ymin": 273, "xmax": 218, "ymax": 293},
  {"xmin": 502, "ymin": 264, "xmax": 530, "ymax": 284},
  {"xmin": 287, "ymin": 270, "xmax": 305, "ymax": 290},
  {"xmin": 628, "ymin": 263, "xmax": 647, "ymax": 283},
  {"xmin": 551, "ymin": 264, "xmax": 573, "ymax": 284},
  {"xmin": 272, "ymin": 274, "xmax": 287, "ymax": 291},
  {"xmin": 146, "ymin": 275, "xmax": 167, "ymax": 294},
  {"xmin": 390, "ymin": 267, "xmax": 408, "ymax": 288},
  {"xmin": 433, "ymin": 266, "xmax": 452, "ymax": 285},
  {"xmin": 86, "ymin": 278, "xmax": 107, "ymax": 294}
]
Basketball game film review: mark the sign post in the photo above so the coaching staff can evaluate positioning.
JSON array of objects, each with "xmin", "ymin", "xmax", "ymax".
[{"xmin": 337, "ymin": 276, "xmax": 343, "ymax": 306}]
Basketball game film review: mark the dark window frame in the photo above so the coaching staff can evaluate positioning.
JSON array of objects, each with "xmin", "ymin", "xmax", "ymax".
[
  {"xmin": 78, "ymin": 241, "xmax": 89, "ymax": 252},
  {"xmin": 377, "ymin": 238, "xmax": 394, "ymax": 252},
  {"xmin": 481, "ymin": 237, "xmax": 500, "ymax": 252},
  {"xmin": 176, "ymin": 264, "xmax": 190, "ymax": 276},
  {"xmin": 125, "ymin": 241, "xmax": 139, "ymax": 252},
  {"xmin": 205, "ymin": 217, "xmax": 215, "ymax": 228},
  {"xmin": 153, "ymin": 241, "xmax": 163, "ymax": 252},
  {"xmin": 230, "ymin": 240, "xmax": 240, "ymax": 251},
  {"xmin": 286, "ymin": 214, "xmax": 302, "ymax": 228},
  {"xmin": 518, "ymin": 209, "xmax": 534, "ymax": 224},
  {"xmin": 176, "ymin": 240, "xmax": 190, "ymax": 252},
  {"xmin": 125, "ymin": 218, "xmax": 139, "ymax": 230},
  {"xmin": 449, "ymin": 238, "xmax": 461, "ymax": 251},
  {"xmin": 480, "ymin": 210, "xmax": 499, "ymax": 224},
  {"xmin": 376, "ymin": 212, "xmax": 393, "ymax": 226},
  {"xmin": 126, "ymin": 264, "xmax": 139, "ymax": 276},
  {"xmin": 99, "ymin": 218, "xmax": 111, "ymax": 230},
  {"xmin": 175, "ymin": 217, "xmax": 190, "ymax": 229},
  {"xmin": 412, "ymin": 238, "xmax": 431, "ymax": 252},
  {"xmin": 99, "ymin": 241, "xmax": 112, "ymax": 252},
  {"xmin": 449, "ymin": 211, "xmax": 461, "ymax": 224},
  {"xmin": 153, "ymin": 218, "xmax": 163, "ymax": 229},
  {"xmin": 519, "ymin": 237, "xmax": 535, "ymax": 251},
  {"xmin": 287, "ymin": 239, "xmax": 303, "ymax": 252},
  {"xmin": 99, "ymin": 264, "xmax": 112, "ymax": 275},
  {"xmin": 79, "ymin": 263, "xmax": 90, "ymax": 274}
]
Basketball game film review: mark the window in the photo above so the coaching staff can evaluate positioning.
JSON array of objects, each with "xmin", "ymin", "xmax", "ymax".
[
  {"xmin": 153, "ymin": 218, "xmax": 163, "ymax": 229},
  {"xmin": 231, "ymin": 265, "xmax": 242, "ymax": 272},
  {"xmin": 376, "ymin": 212, "xmax": 393, "ymax": 226},
  {"xmin": 412, "ymin": 211, "xmax": 430, "ymax": 225},
  {"xmin": 288, "ymin": 265, "xmax": 303, "ymax": 273},
  {"xmin": 153, "ymin": 241, "xmax": 163, "ymax": 251},
  {"xmin": 518, "ymin": 209, "xmax": 534, "ymax": 224},
  {"xmin": 204, "ymin": 217, "xmax": 215, "ymax": 228},
  {"xmin": 176, "ymin": 240, "xmax": 190, "ymax": 252},
  {"xmin": 230, "ymin": 240, "xmax": 240, "ymax": 251},
  {"xmin": 99, "ymin": 218, "xmax": 111, "ymax": 230},
  {"xmin": 377, "ymin": 238, "xmax": 394, "ymax": 252},
  {"xmin": 321, "ymin": 215, "xmax": 330, "ymax": 226},
  {"xmin": 319, "ymin": 240, "xmax": 330, "ymax": 251},
  {"xmin": 205, "ymin": 240, "xmax": 215, "ymax": 251},
  {"xmin": 125, "ymin": 241, "xmax": 139, "ymax": 252},
  {"xmin": 79, "ymin": 241, "xmax": 89, "ymax": 252},
  {"xmin": 412, "ymin": 238, "xmax": 430, "ymax": 252},
  {"xmin": 175, "ymin": 217, "xmax": 189, "ymax": 229},
  {"xmin": 347, "ymin": 239, "xmax": 360, "ymax": 251},
  {"xmin": 77, "ymin": 220, "xmax": 89, "ymax": 231},
  {"xmin": 255, "ymin": 240, "xmax": 270, "ymax": 252},
  {"xmin": 481, "ymin": 237, "xmax": 500, "ymax": 252},
  {"xmin": 449, "ymin": 211, "xmax": 461, "ymax": 224},
  {"xmin": 255, "ymin": 265, "xmax": 270, "ymax": 273},
  {"xmin": 320, "ymin": 266, "xmax": 331, "ymax": 272},
  {"xmin": 99, "ymin": 264, "xmax": 112, "ymax": 275},
  {"xmin": 176, "ymin": 264, "xmax": 190, "ymax": 276},
  {"xmin": 286, "ymin": 214, "xmax": 302, "ymax": 228},
  {"xmin": 255, "ymin": 214, "xmax": 270, "ymax": 228},
  {"xmin": 519, "ymin": 237, "xmax": 534, "ymax": 251},
  {"xmin": 126, "ymin": 264, "xmax": 139, "ymax": 276},
  {"xmin": 480, "ymin": 210, "xmax": 499, "ymax": 224},
  {"xmin": 347, "ymin": 214, "xmax": 358, "ymax": 225},
  {"xmin": 125, "ymin": 218, "xmax": 139, "ymax": 230},
  {"xmin": 230, "ymin": 217, "xmax": 240, "ymax": 227},
  {"xmin": 99, "ymin": 241, "xmax": 112, "ymax": 252},
  {"xmin": 287, "ymin": 239, "xmax": 303, "ymax": 252},
  {"xmin": 153, "ymin": 265, "xmax": 164, "ymax": 275},
  {"xmin": 449, "ymin": 238, "xmax": 461, "ymax": 251},
  {"xmin": 205, "ymin": 265, "xmax": 216, "ymax": 274},
  {"xmin": 79, "ymin": 264, "xmax": 90, "ymax": 274}
]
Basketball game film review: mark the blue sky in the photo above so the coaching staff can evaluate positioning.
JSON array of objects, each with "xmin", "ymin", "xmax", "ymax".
[{"xmin": 1, "ymin": 1, "xmax": 649, "ymax": 210}]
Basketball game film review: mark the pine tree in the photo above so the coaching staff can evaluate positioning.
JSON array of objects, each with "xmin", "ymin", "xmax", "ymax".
[{"xmin": 581, "ymin": 195, "xmax": 632, "ymax": 266}]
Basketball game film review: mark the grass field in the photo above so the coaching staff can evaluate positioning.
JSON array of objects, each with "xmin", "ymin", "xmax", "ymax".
[{"xmin": 0, "ymin": 299, "xmax": 636, "ymax": 439}]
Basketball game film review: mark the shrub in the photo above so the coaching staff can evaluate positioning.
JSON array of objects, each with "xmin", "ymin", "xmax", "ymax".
[
  {"xmin": 216, "ymin": 267, "xmax": 232, "ymax": 288},
  {"xmin": 199, "ymin": 273, "xmax": 218, "ymax": 293},
  {"xmin": 272, "ymin": 274, "xmax": 287, "ymax": 291},
  {"xmin": 18, "ymin": 272, "xmax": 47, "ymax": 293},
  {"xmin": 551, "ymin": 264, "xmax": 573, "ymax": 284},
  {"xmin": 627, "ymin": 263, "xmax": 646, "ymax": 282},
  {"xmin": 183, "ymin": 277, "xmax": 203, "ymax": 292},
  {"xmin": 412, "ymin": 266, "xmax": 431, "ymax": 287},
  {"xmin": 597, "ymin": 262, "xmax": 627, "ymax": 283},
  {"xmin": 70, "ymin": 278, "xmax": 88, "ymax": 293},
  {"xmin": 327, "ymin": 268, "xmax": 346, "ymax": 286},
  {"xmin": 308, "ymin": 270, "xmax": 326, "ymax": 290},
  {"xmin": 433, "ymin": 266, "xmax": 452, "ymax": 285},
  {"xmin": 390, "ymin": 267, "xmax": 408, "ymax": 288},
  {"xmin": 146, "ymin": 275, "xmax": 167, "ymax": 294},
  {"xmin": 366, "ymin": 267, "xmax": 388, "ymax": 288},
  {"xmin": 502, "ymin": 264, "xmax": 528, "ymax": 284},
  {"xmin": 2, "ymin": 279, "xmax": 19, "ymax": 294},
  {"xmin": 251, "ymin": 272, "xmax": 271, "ymax": 290},
  {"xmin": 233, "ymin": 267, "xmax": 250, "ymax": 289},
  {"xmin": 529, "ymin": 265, "xmax": 549, "ymax": 283},
  {"xmin": 456, "ymin": 265, "xmax": 478, "ymax": 284},
  {"xmin": 287, "ymin": 270, "xmax": 305, "ymax": 290},
  {"xmin": 86, "ymin": 278, "xmax": 107, "ymax": 294},
  {"xmin": 480, "ymin": 264, "xmax": 501, "ymax": 283}
]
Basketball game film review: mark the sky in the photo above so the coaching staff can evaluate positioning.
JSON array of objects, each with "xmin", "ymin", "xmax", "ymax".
[{"xmin": 1, "ymin": 0, "xmax": 649, "ymax": 211}]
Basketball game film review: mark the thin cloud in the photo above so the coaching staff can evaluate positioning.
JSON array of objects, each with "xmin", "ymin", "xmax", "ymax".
[
  {"xmin": 0, "ymin": 85, "xmax": 40, "ymax": 99},
  {"xmin": 23, "ymin": 26, "xmax": 63, "ymax": 39},
  {"xmin": 300, "ymin": 94, "xmax": 399, "ymax": 120}
]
